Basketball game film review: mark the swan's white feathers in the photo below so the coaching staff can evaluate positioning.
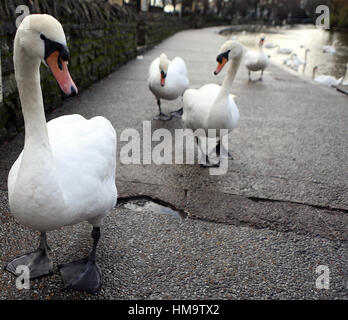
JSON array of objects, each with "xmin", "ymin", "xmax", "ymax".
[
  {"xmin": 9, "ymin": 115, "xmax": 117, "ymax": 231},
  {"xmin": 245, "ymin": 44, "xmax": 269, "ymax": 72},
  {"xmin": 183, "ymin": 84, "xmax": 239, "ymax": 134}
]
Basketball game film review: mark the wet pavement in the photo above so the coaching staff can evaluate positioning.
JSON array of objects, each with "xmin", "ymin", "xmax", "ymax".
[{"xmin": 0, "ymin": 27, "xmax": 347, "ymax": 299}]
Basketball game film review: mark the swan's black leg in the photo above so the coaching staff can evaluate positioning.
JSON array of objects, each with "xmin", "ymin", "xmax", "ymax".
[
  {"xmin": 259, "ymin": 70, "xmax": 264, "ymax": 81},
  {"xmin": 6, "ymin": 232, "xmax": 53, "ymax": 278},
  {"xmin": 248, "ymin": 70, "xmax": 252, "ymax": 82},
  {"xmin": 153, "ymin": 99, "xmax": 172, "ymax": 121},
  {"xmin": 59, "ymin": 227, "xmax": 102, "ymax": 293},
  {"xmin": 196, "ymin": 137, "xmax": 220, "ymax": 168},
  {"xmin": 212, "ymin": 140, "xmax": 234, "ymax": 160}
]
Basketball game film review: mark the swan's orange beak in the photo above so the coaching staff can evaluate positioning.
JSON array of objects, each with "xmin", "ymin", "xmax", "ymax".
[
  {"xmin": 214, "ymin": 57, "xmax": 227, "ymax": 75},
  {"xmin": 46, "ymin": 51, "xmax": 78, "ymax": 97},
  {"xmin": 160, "ymin": 70, "xmax": 166, "ymax": 87},
  {"xmin": 160, "ymin": 75, "xmax": 165, "ymax": 87}
]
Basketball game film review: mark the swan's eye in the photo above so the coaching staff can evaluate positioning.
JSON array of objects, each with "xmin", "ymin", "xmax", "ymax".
[
  {"xmin": 217, "ymin": 50, "xmax": 230, "ymax": 63},
  {"xmin": 161, "ymin": 70, "xmax": 166, "ymax": 78},
  {"xmin": 57, "ymin": 55, "xmax": 63, "ymax": 71},
  {"xmin": 40, "ymin": 34, "xmax": 47, "ymax": 41}
]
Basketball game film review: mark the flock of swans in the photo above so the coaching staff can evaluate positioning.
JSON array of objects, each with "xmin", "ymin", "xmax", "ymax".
[
  {"xmin": 261, "ymin": 36, "xmax": 348, "ymax": 87},
  {"xmin": 4, "ymin": 13, "xmax": 348, "ymax": 294}
]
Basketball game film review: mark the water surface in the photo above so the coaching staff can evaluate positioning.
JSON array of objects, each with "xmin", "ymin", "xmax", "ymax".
[{"xmin": 224, "ymin": 25, "xmax": 348, "ymax": 80}]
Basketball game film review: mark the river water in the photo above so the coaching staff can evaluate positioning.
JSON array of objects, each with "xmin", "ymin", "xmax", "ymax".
[{"xmin": 223, "ymin": 25, "xmax": 348, "ymax": 81}]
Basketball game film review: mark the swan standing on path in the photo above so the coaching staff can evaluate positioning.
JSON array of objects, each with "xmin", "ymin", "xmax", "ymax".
[
  {"xmin": 312, "ymin": 64, "xmax": 348, "ymax": 87},
  {"xmin": 182, "ymin": 40, "xmax": 243, "ymax": 167},
  {"xmin": 244, "ymin": 35, "xmax": 269, "ymax": 82},
  {"xmin": 148, "ymin": 53, "xmax": 189, "ymax": 120},
  {"xmin": 6, "ymin": 14, "xmax": 117, "ymax": 293}
]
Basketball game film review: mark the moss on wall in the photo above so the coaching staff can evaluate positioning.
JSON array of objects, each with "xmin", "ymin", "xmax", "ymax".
[
  {"xmin": 0, "ymin": 0, "xmax": 192, "ymax": 142},
  {"xmin": 0, "ymin": 0, "xmax": 137, "ymax": 142}
]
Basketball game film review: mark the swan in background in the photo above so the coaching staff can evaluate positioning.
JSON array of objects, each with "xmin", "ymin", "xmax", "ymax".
[
  {"xmin": 284, "ymin": 49, "xmax": 310, "ymax": 72},
  {"xmin": 244, "ymin": 35, "xmax": 269, "ymax": 81},
  {"xmin": 264, "ymin": 42, "xmax": 276, "ymax": 49},
  {"xmin": 312, "ymin": 65, "xmax": 347, "ymax": 87},
  {"xmin": 323, "ymin": 40, "xmax": 338, "ymax": 54},
  {"xmin": 342, "ymin": 63, "xmax": 348, "ymax": 85},
  {"xmin": 148, "ymin": 53, "xmax": 189, "ymax": 120},
  {"xmin": 275, "ymin": 45, "xmax": 293, "ymax": 55},
  {"xmin": 6, "ymin": 14, "xmax": 117, "ymax": 293},
  {"xmin": 182, "ymin": 40, "xmax": 243, "ymax": 167}
]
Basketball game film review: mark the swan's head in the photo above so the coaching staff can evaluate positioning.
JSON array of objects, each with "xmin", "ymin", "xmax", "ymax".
[
  {"xmin": 214, "ymin": 40, "xmax": 243, "ymax": 75},
  {"xmin": 159, "ymin": 53, "xmax": 169, "ymax": 87},
  {"xmin": 259, "ymin": 35, "xmax": 266, "ymax": 47},
  {"xmin": 15, "ymin": 14, "xmax": 77, "ymax": 97}
]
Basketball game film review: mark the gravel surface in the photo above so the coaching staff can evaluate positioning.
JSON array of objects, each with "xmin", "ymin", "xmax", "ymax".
[
  {"xmin": 0, "ymin": 26, "xmax": 347, "ymax": 300},
  {"xmin": 1, "ymin": 191, "xmax": 347, "ymax": 300}
]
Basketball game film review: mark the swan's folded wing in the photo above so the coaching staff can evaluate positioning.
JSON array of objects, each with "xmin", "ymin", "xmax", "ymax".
[
  {"xmin": 47, "ymin": 115, "xmax": 117, "ymax": 211},
  {"xmin": 148, "ymin": 57, "xmax": 160, "ymax": 79},
  {"xmin": 244, "ymin": 50, "xmax": 260, "ymax": 67},
  {"xmin": 183, "ymin": 85, "xmax": 220, "ymax": 131},
  {"xmin": 171, "ymin": 57, "xmax": 188, "ymax": 77}
]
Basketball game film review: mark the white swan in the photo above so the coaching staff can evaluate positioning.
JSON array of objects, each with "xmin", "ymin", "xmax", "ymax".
[
  {"xmin": 275, "ymin": 45, "xmax": 293, "ymax": 55},
  {"xmin": 323, "ymin": 40, "xmax": 338, "ymax": 54},
  {"xmin": 342, "ymin": 63, "xmax": 348, "ymax": 85},
  {"xmin": 148, "ymin": 53, "xmax": 189, "ymax": 120},
  {"xmin": 182, "ymin": 40, "xmax": 243, "ymax": 167},
  {"xmin": 312, "ymin": 65, "xmax": 348, "ymax": 87},
  {"xmin": 264, "ymin": 42, "xmax": 276, "ymax": 49},
  {"xmin": 6, "ymin": 14, "xmax": 117, "ymax": 293},
  {"xmin": 244, "ymin": 35, "xmax": 269, "ymax": 82},
  {"xmin": 284, "ymin": 49, "xmax": 310, "ymax": 72}
]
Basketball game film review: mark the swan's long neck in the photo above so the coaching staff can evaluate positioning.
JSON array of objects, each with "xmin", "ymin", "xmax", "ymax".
[
  {"xmin": 217, "ymin": 56, "xmax": 241, "ymax": 99},
  {"xmin": 13, "ymin": 37, "xmax": 63, "ymax": 201},
  {"xmin": 14, "ymin": 41, "xmax": 50, "ymax": 152}
]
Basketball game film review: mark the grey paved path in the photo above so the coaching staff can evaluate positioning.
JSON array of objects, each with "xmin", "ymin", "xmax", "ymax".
[{"xmin": 0, "ymin": 27, "xmax": 347, "ymax": 299}]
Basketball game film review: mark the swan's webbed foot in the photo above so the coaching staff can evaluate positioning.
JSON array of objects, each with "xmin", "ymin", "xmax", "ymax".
[
  {"xmin": 170, "ymin": 108, "xmax": 183, "ymax": 118},
  {"xmin": 59, "ymin": 226, "xmax": 102, "ymax": 293},
  {"xmin": 153, "ymin": 112, "xmax": 173, "ymax": 121},
  {"xmin": 154, "ymin": 99, "xmax": 172, "ymax": 121},
  {"xmin": 6, "ymin": 232, "xmax": 53, "ymax": 278},
  {"xmin": 59, "ymin": 258, "xmax": 101, "ymax": 293}
]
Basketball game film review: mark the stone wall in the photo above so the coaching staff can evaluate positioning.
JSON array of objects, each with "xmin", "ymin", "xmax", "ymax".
[
  {"xmin": 137, "ymin": 12, "xmax": 191, "ymax": 48},
  {"xmin": 0, "ymin": 0, "xmax": 138, "ymax": 142},
  {"xmin": 0, "ymin": 0, "xmax": 193, "ymax": 142}
]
